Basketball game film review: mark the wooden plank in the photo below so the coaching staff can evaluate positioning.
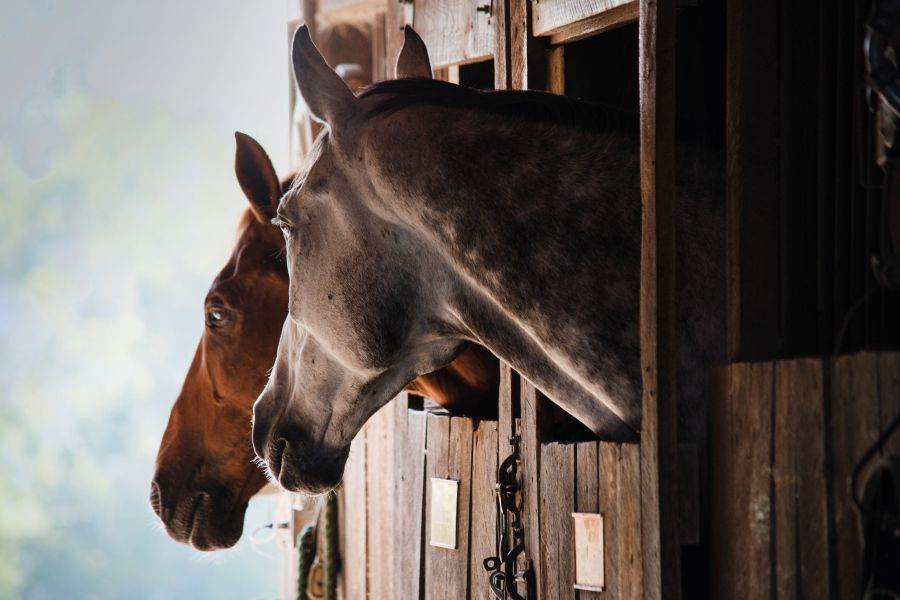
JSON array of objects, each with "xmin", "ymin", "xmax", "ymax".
[
  {"xmin": 539, "ymin": 443, "xmax": 576, "ymax": 600},
  {"xmin": 342, "ymin": 425, "xmax": 368, "ymax": 600},
  {"xmin": 412, "ymin": 0, "xmax": 494, "ymax": 68},
  {"xmin": 732, "ymin": 361, "xmax": 774, "ymax": 599},
  {"xmin": 423, "ymin": 413, "xmax": 449, "ymax": 600},
  {"xmin": 532, "ymin": 0, "xmax": 634, "ymax": 37},
  {"xmin": 546, "ymin": 45, "xmax": 565, "ymax": 95},
  {"xmin": 878, "ymin": 353, "xmax": 900, "ymax": 458},
  {"xmin": 676, "ymin": 444, "xmax": 699, "ymax": 546},
  {"xmin": 317, "ymin": 0, "xmax": 386, "ymax": 26},
  {"xmin": 424, "ymin": 415, "xmax": 474, "ymax": 599},
  {"xmin": 773, "ymin": 359, "xmax": 829, "ymax": 600},
  {"xmin": 508, "ymin": 0, "xmax": 529, "ymax": 90},
  {"xmin": 520, "ymin": 381, "xmax": 543, "ymax": 588},
  {"xmin": 708, "ymin": 366, "xmax": 733, "ymax": 600},
  {"xmin": 469, "ymin": 420, "xmax": 499, "ymax": 600},
  {"xmin": 638, "ymin": 0, "xmax": 679, "ymax": 597},
  {"xmin": 619, "ymin": 443, "xmax": 643, "ymax": 599},
  {"xmin": 832, "ymin": 353, "xmax": 879, "ymax": 600},
  {"xmin": 598, "ymin": 443, "xmax": 621, "ymax": 599},
  {"xmin": 393, "ymin": 396, "xmax": 427, "ymax": 600},
  {"xmin": 726, "ymin": 0, "xmax": 781, "ymax": 360},
  {"xmin": 548, "ymin": 3, "xmax": 639, "ymax": 45},
  {"xmin": 365, "ymin": 403, "xmax": 395, "ymax": 599},
  {"xmin": 371, "ymin": 11, "xmax": 387, "ymax": 83},
  {"xmin": 575, "ymin": 442, "xmax": 600, "ymax": 600}
]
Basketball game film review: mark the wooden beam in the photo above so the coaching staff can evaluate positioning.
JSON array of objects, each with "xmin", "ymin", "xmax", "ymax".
[
  {"xmin": 638, "ymin": 0, "xmax": 680, "ymax": 598},
  {"xmin": 548, "ymin": 3, "xmax": 638, "ymax": 45},
  {"xmin": 725, "ymin": 0, "xmax": 781, "ymax": 360}
]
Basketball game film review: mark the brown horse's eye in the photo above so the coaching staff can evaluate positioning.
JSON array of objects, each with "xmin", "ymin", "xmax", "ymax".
[{"xmin": 205, "ymin": 306, "xmax": 231, "ymax": 329}]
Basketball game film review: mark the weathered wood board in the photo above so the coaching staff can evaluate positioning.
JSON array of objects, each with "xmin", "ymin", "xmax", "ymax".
[{"xmin": 709, "ymin": 353, "xmax": 900, "ymax": 600}]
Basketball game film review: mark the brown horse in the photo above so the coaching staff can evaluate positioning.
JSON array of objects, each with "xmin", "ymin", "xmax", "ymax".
[{"xmin": 149, "ymin": 131, "xmax": 498, "ymax": 550}]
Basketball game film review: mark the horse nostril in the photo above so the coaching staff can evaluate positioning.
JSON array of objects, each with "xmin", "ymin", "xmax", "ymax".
[{"xmin": 149, "ymin": 480, "xmax": 162, "ymax": 518}]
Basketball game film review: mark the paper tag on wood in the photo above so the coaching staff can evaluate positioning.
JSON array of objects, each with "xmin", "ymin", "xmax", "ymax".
[
  {"xmin": 429, "ymin": 478, "xmax": 459, "ymax": 549},
  {"xmin": 572, "ymin": 512, "xmax": 605, "ymax": 591}
]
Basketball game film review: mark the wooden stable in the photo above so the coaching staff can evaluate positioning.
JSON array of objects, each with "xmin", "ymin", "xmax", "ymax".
[{"xmin": 277, "ymin": 1, "xmax": 900, "ymax": 599}]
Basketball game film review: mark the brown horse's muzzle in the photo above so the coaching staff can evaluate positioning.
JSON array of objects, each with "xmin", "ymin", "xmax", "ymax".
[{"xmin": 149, "ymin": 462, "xmax": 251, "ymax": 551}]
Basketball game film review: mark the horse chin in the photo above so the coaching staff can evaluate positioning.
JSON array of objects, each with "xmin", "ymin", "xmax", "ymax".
[
  {"xmin": 271, "ymin": 442, "xmax": 348, "ymax": 496},
  {"xmin": 186, "ymin": 501, "xmax": 247, "ymax": 552}
]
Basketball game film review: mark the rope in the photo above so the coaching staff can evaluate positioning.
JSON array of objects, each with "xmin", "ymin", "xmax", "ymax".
[
  {"xmin": 322, "ymin": 494, "xmax": 339, "ymax": 600},
  {"xmin": 296, "ymin": 494, "xmax": 340, "ymax": 600},
  {"xmin": 296, "ymin": 523, "xmax": 317, "ymax": 600}
]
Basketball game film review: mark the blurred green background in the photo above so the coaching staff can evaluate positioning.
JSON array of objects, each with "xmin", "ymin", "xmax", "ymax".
[{"xmin": 0, "ymin": 1, "xmax": 293, "ymax": 597}]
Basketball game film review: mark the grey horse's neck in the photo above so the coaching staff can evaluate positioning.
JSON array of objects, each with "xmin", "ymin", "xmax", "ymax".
[{"xmin": 366, "ymin": 104, "xmax": 645, "ymax": 439}]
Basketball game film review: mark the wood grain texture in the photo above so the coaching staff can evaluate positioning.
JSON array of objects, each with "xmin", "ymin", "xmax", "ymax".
[
  {"xmin": 598, "ymin": 443, "xmax": 621, "ymax": 599},
  {"xmin": 365, "ymin": 403, "xmax": 396, "ymax": 599},
  {"xmin": 638, "ymin": 0, "xmax": 679, "ymax": 597},
  {"xmin": 619, "ymin": 443, "xmax": 643, "ymax": 599},
  {"xmin": 342, "ymin": 425, "xmax": 368, "ymax": 600},
  {"xmin": 532, "ymin": 0, "xmax": 634, "ymax": 36},
  {"xmin": 508, "ymin": 0, "xmax": 529, "ymax": 90},
  {"xmin": 547, "ymin": 3, "xmax": 639, "ymax": 45},
  {"xmin": 469, "ymin": 421, "xmax": 499, "ymax": 600},
  {"xmin": 520, "ymin": 381, "xmax": 543, "ymax": 588},
  {"xmin": 773, "ymin": 359, "xmax": 829, "ymax": 600},
  {"xmin": 546, "ymin": 45, "xmax": 565, "ymax": 95},
  {"xmin": 412, "ymin": 0, "xmax": 494, "ymax": 68},
  {"xmin": 734, "ymin": 362, "xmax": 774, "ymax": 599},
  {"xmin": 393, "ymin": 396, "xmax": 427, "ymax": 600},
  {"xmin": 832, "ymin": 353, "xmax": 879, "ymax": 600},
  {"xmin": 878, "ymin": 354, "xmax": 900, "ymax": 458},
  {"xmin": 539, "ymin": 443, "xmax": 576, "ymax": 600},
  {"xmin": 371, "ymin": 11, "xmax": 387, "ymax": 83},
  {"xmin": 575, "ymin": 442, "xmax": 600, "ymax": 600},
  {"xmin": 424, "ymin": 415, "xmax": 473, "ymax": 600},
  {"xmin": 708, "ymin": 367, "xmax": 732, "ymax": 600}
]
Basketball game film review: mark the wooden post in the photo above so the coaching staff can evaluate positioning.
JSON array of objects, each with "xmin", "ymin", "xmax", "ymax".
[{"xmin": 638, "ymin": 0, "xmax": 680, "ymax": 598}]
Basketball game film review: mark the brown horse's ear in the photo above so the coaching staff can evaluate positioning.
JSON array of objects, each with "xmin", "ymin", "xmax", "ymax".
[
  {"xmin": 292, "ymin": 25, "xmax": 357, "ymax": 127},
  {"xmin": 234, "ymin": 132, "xmax": 280, "ymax": 224},
  {"xmin": 396, "ymin": 26, "xmax": 432, "ymax": 79}
]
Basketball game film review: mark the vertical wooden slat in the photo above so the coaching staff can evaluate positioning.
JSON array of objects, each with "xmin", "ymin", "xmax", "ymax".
[
  {"xmin": 539, "ymin": 443, "xmax": 575, "ymax": 600},
  {"xmin": 508, "ymin": 0, "xmax": 530, "ymax": 91},
  {"xmin": 832, "ymin": 353, "xmax": 879, "ymax": 600},
  {"xmin": 424, "ymin": 416, "xmax": 473, "ymax": 599},
  {"xmin": 709, "ymin": 366, "xmax": 733, "ymax": 600},
  {"xmin": 598, "ymin": 443, "xmax": 621, "ymax": 599},
  {"xmin": 423, "ymin": 414, "xmax": 449, "ymax": 600},
  {"xmin": 342, "ymin": 425, "xmax": 368, "ymax": 599},
  {"xmin": 469, "ymin": 421, "xmax": 499, "ymax": 600},
  {"xmin": 393, "ymin": 397, "xmax": 427, "ymax": 600},
  {"xmin": 725, "ymin": 0, "xmax": 781, "ymax": 360},
  {"xmin": 774, "ymin": 359, "xmax": 829, "ymax": 600},
  {"xmin": 879, "ymin": 353, "xmax": 900, "ymax": 458},
  {"xmin": 365, "ymin": 403, "xmax": 395, "ymax": 599},
  {"xmin": 638, "ymin": 0, "xmax": 679, "ymax": 597},
  {"xmin": 547, "ymin": 45, "xmax": 565, "ymax": 95},
  {"xmin": 575, "ymin": 442, "xmax": 600, "ymax": 600},
  {"xmin": 734, "ymin": 362, "xmax": 774, "ymax": 599},
  {"xmin": 619, "ymin": 443, "xmax": 643, "ymax": 598},
  {"xmin": 520, "ymin": 381, "xmax": 543, "ymax": 588},
  {"xmin": 371, "ymin": 11, "xmax": 387, "ymax": 83}
]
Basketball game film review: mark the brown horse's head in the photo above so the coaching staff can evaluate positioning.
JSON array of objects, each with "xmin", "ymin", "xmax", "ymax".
[{"xmin": 150, "ymin": 133, "xmax": 288, "ymax": 550}]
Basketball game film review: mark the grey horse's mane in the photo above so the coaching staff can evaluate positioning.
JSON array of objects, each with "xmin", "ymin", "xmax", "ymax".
[{"xmin": 360, "ymin": 78, "xmax": 636, "ymax": 133}]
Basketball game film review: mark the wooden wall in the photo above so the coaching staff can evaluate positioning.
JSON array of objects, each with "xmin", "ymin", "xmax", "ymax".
[
  {"xmin": 710, "ymin": 352, "xmax": 900, "ymax": 600},
  {"xmin": 337, "ymin": 391, "xmax": 644, "ymax": 600}
]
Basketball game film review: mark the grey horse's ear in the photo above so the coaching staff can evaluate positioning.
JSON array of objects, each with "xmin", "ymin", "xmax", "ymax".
[
  {"xmin": 292, "ymin": 25, "xmax": 357, "ymax": 126},
  {"xmin": 234, "ymin": 132, "xmax": 280, "ymax": 224},
  {"xmin": 395, "ymin": 26, "xmax": 432, "ymax": 79}
]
